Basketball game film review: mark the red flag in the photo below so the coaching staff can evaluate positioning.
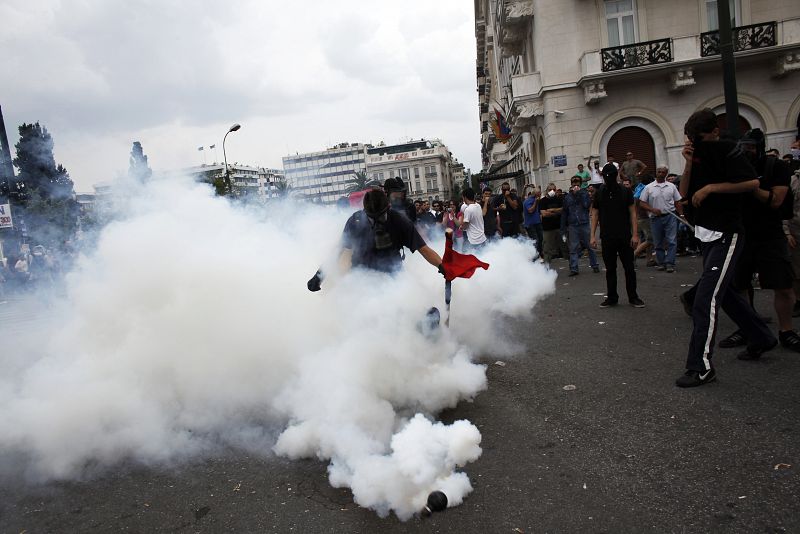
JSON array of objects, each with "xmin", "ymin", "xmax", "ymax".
[{"xmin": 442, "ymin": 230, "xmax": 489, "ymax": 281}]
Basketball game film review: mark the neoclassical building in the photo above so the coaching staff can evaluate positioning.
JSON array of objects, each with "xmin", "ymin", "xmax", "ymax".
[{"xmin": 475, "ymin": 0, "xmax": 800, "ymax": 190}]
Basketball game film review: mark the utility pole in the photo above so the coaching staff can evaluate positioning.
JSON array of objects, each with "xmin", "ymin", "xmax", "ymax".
[{"xmin": 717, "ymin": 1, "xmax": 740, "ymax": 138}]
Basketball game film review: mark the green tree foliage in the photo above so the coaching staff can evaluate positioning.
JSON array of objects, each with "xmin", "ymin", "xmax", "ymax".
[
  {"xmin": 275, "ymin": 179, "xmax": 291, "ymax": 197},
  {"xmin": 128, "ymin": 141, "xmax": 152, "ymax": 183},
  {"xmin": 12, "ymin": 122, "xmax": 78, "ymax": 246},
  {"xmin": 344, "ymin": 170, "xmax": 377, "ymax": 194}
]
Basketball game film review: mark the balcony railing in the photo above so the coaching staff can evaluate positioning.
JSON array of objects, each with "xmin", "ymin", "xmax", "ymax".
[
  {"xmin": 601, "ymin": 38, "xmax": 672, "ymax": 72},
  {"xmin": 700, "ymin": 21, "xmax": 776, "ymax": 57}
]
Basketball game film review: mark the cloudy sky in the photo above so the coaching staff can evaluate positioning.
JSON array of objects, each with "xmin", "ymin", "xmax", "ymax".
[{"xmin": 0, "ymin": 0, "xmax": 479, "ymax": 191}]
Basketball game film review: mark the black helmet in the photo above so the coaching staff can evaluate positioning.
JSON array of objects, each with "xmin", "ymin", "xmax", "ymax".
[{"xmin": 383, "ymin": 177, "xmax": 406, "ymax": 194}]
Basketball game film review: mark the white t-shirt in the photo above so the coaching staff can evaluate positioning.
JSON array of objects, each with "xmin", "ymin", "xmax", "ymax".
[
  {"xmin": 589, "ymin": 168, "xmax": 604, "ymax": 185},
  {"xmin": 462, "ymin": 202, "xmax": 487, "ymax": 245}
]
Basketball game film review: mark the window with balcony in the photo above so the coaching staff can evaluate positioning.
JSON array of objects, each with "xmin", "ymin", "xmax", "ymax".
[
  {"xmin": 705, "ymin": 0, "xmax": 740, "ymax": 31},
  {"xmin": 605, "ymin": 0, "xmax": 637, "ymax": 47}
]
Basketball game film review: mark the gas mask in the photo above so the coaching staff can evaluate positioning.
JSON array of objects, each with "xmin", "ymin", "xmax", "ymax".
[{"xmin": 368, "ymin": 211, "xmax": 393, "ymax": 251}]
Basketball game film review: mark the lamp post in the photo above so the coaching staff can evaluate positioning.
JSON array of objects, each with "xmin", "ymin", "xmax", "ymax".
[
  {"xmin": 717, "ymin": 1, "xmax": 740, "ymax": 138},
  {"xmin": 223, "ymin": 123, "xmax": 241, "ymax": 196}
]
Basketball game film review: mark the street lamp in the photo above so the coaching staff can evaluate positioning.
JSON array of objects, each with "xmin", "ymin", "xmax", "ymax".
[{"xmin": 223, "ymin": 123, "xmax": 241, "ymax": 196}]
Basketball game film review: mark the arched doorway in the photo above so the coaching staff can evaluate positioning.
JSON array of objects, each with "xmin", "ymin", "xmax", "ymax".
[
  {"xmin": 606, "ymin": 126, "xmax": 656, "ymax": 176},
  {"xmin": 716, "ymin": 113, "xmax": 752, "ymax": 135}
]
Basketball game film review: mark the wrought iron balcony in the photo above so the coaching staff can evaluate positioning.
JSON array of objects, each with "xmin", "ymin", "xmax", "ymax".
[
  {"xmin": 601, "ymin": 38, "xmax": 672, "ymax": 72},
  {"xmin": 700, "ymin": 21, "xmax": 777, "ymax": 57}
]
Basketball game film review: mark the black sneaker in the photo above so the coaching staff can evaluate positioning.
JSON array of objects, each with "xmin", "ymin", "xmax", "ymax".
[
  {"xmin": 737, "ymin": 338, "xmax": 778, "ymax": 360},
  {"xmin": 718, "ymin": 330, "xmax": 746, "ymax": 348},
  {"xmin": 592, "ymin": 266, "xmax": 600, "ymax": 273},
  {"xmin": 679, "ymin": 291, "xmax": 693, "ymax": 317},
  {"xmin": 656, "ymin": 265, "xmax": 666, "ymax": 271},
  {"xmin": 666, "ymin": 265, "xmax": 675, "ymax": 273},
  {"xmin": 676, "ymin": 368, "xmax": 716, "ymax": 388},
  {"xmin": 599, "ymin": 298, "xmax": 618, "ymax": 308},
  {"xmin": 568, "ymin": 271, "xmax": 579, "ymax": 277},
  {"xmin": 629, "ymin": 297, "xmax": 645, "ymax": 308},
  {"xmin": 779, "ymin": 330, "xmax": 800, "ymax": 353}
]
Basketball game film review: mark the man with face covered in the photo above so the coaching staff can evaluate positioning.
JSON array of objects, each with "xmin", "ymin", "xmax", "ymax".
[
  {"xmin": 383, "ymin": 177, "xmax": 417, "ymax": 223},
  {"xmin": 674, "ymin": 110, "xmax": 775, "ymax": 388},
  {"xmin": 590, "ymin": 164, "xmax": 644, "ymax": 307},
  {"xmin": 715, "ymin": 128, "xmax": 800, "ymax": 355},
  {"xmin": 306, "ymin": 188, "xmax": 445, "ymax": 290}
]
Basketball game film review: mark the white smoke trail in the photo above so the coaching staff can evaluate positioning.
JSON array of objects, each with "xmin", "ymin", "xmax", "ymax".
[{"xmin": 0, "ymin": 177, "xmax": 556, "ymax": 519}]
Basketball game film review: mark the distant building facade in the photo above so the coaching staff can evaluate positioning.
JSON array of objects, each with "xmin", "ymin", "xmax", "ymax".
[
  {"xmin": 365, "ymin": 139, "xmax": 462, "ymax": 202},
  {"xmin": 183, "ymin": 164, "xmax": 285, "ymax": 199},
  {"xmin": 282, "ymin": 143, "xmax": 368, "ymax": 204},
  {"xmin": 475, "ymin": 0, "xmax": 800, "ymax": 191}
]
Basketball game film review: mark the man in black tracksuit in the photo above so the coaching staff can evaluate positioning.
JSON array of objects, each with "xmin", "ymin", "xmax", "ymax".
[{"xmin": 675, "ymin": 109, "xmax": 777, "ymax": 388}]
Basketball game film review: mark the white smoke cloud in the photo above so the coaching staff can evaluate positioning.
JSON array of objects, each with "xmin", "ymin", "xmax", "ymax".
[{"xmin": 0, "ymin": 177, "xmax": 556, "ymax": 519}]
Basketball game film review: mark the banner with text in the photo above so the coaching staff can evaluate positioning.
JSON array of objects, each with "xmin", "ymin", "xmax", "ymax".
[{"xmin": 0, "ymin": 203, "xmax": 13, "ymax": 229}]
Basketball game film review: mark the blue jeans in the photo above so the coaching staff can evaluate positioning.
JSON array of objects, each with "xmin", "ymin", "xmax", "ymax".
[
  {"xmin": 651, "ymin": 215, "xmax": 677, "ymax": 267},
  {"xmin": 568, "ymin": 223, "xmax": 598, "ymax": 273}
]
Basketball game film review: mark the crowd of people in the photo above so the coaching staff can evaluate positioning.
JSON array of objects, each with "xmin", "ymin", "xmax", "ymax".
[
  {"xmin": 0, "ymin": 244, "xmax": 74, "ymax": 302},
  {"xmin": 312, "ymin": 128, "xmax": 800, "ymax": 390}
]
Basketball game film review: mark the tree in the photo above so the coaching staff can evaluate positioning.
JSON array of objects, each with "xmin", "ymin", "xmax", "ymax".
[
  {"xmin": 128, "ymin": 141, "xmax": 152, "ymax": 183},
  {"xmin": 344, "ymin": 170, "xmax": 378, "ymax": 194},
  {"xmin": 12, "ymin": 122, "xmax": 78, "ymax": 246},
  {"xmin": 274, "ymin": 179, "xmax": 291, "ymax": 198}
]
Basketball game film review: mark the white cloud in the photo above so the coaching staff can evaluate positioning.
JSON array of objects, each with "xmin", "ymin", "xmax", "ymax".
[{"xmin": 0, "ymin": 0, "xmax": 479, "ymax": 190}]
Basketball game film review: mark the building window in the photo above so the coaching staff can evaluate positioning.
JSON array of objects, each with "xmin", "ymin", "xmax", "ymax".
[
  {"xmin": 400, "ymin": 168, "xmax": 410, "ymax": 180},
  {"xmin": 426, "ymin": 178, "xmax": 433, "ymax": 190},
  {"xmin": 433, "ymin": 178, "xmax": 438, "ymax": 190},
  {"xmin": 414, "ymin": 167, "xmax": 420, "ymax": 179},
  {"xmin": 705, "ymin": 0, "xmax": 740, "ymax": 31},
  {"xmin": 416, "ymin": 181, "xmax": 422, "ymax": 192},
  {"xmin": 605, "ymin": 0, "xmax": 636, "ymax": 47}
]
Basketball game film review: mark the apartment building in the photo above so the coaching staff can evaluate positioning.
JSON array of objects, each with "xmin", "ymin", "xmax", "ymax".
[{"xmin": 475, "ymin": 0, "xmax": 800, "ymax": 189}]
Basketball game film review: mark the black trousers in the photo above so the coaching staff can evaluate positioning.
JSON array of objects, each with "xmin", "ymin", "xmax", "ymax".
[
  {"xmin": 601, "ymin": 236, "xmax": 637, "ymax": 303},
  {"xmin": 685, "ymin": 233, "xmax": 774, "ymax": 372}
]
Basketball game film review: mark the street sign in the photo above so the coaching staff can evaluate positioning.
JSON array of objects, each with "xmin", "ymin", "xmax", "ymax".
[
  {"xmin": 551, "ymin": 154, "xmax": 567, "ymax": 167},
  {"xmin": 0, "ymin": 203, "xmax": 12, "ymax": 229}
]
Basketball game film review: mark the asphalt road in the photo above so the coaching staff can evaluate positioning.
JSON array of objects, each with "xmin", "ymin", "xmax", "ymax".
[{"xmin": 1, "ymin": 255, "xmax": 798, "ymax": 533}]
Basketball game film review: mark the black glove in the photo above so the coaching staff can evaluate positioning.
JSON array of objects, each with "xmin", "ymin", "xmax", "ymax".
[
  {"xmin": 307, "ymin": 270, "xmax": 323, "ymax": 292},
  {"xmin": 437, "ymin": 264, "xmax": 447, "ymax": 279}
]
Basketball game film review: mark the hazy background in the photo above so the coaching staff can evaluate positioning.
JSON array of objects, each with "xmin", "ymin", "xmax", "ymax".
[{"xmin": 0, "ymin": 0, "xmax": 480, "ymax": 191}]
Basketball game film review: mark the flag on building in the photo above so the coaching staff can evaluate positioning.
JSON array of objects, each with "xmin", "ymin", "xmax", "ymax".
[
  {"xmin": 490, "ymin": 109, "xmax": 512, "ymax": 143},
  {"xmin": 209, "ymin": 144, "xmax": 216, "ymax": 149},
  {"xmin": 197, "ymin": 146, "xmax": 204, "ymax": 151}
]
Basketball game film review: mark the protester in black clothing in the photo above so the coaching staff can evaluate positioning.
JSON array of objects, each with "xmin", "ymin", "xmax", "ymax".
[
  {"xmin": 715, "ymin": 128, "xmax": 800, "ymax": 353},
  {"xmin": 307, "ymin": 189, "xmax": 444, "ymax": 290},
  {"xmin": 538, "ymin": 183, "xmax": 564, "ymax": 262},
  {"xmin": 492, "ymin": 182, "xmax": 520, "ymax": 237},
  {"xmin": 590, "ymin": 164, "xmax": 644, "ymax": 308},
  {"xmin": 675, "ymin": 109, "xmax": 776, "ymax": 388},
  {"xmin": 481, "ymin": 188, "xmax": 500, "ymax": 239}
]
